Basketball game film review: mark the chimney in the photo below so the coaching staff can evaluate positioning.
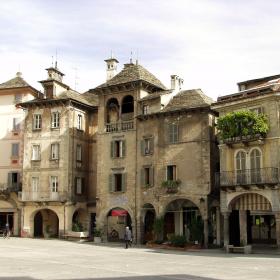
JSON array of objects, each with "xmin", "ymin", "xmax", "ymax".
[
  {"xmin": 171, "ymin": 75, "xmax": 184, "ymax": 91},
  {"xmin": 104, "ymin": 57, "xmax": 119, "ymax": 81}
]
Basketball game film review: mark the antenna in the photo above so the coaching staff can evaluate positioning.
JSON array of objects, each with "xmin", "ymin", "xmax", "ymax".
[
  {"xmin": 136, "ymin": 49, "xmax": 139, "ymax": 65},
  {"xmin": 51, "ymin": 56, "xmax": 54, "ymax": 67},
  {"xmin": 130, "ymin": 51, "xmax": 133, "ymax": 64},
  {"xmin": 55, "ymin": 49, "xmax": 58, "ymax": 68}
]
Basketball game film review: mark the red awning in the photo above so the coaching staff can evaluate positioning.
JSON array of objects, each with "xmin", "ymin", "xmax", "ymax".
[{"xmin": 111, "ymin": 210, "xmax": 128, "ymax": 216}]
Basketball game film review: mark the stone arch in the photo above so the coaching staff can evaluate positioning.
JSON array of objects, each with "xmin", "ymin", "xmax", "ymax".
[
  {"xmin": 106, "ymin": 98, "xmax": 120, "ymax": 123},
  {"xmin": 141, "ymin": 203, "xmax": 156, "ymax": 243},
  {"xmin": 121, "ymin": 95, "xmax": 134, "ymax": 116},
  {"xmin": 72, "ymin": 208, "xmax": 88, "ymax": 232},
  {"xmin": 228, "ymin": 192, "xmax": 272, "ymax": 211}
]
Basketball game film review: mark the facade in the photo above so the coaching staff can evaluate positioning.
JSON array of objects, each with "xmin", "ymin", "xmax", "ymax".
[
  {"xmin": 212, "ymin": 75, "xmax": 280, "ymax": 247},
  {"xmin": 0, "ymin": 72, "xmax": 39, "ymax": 235},
  {"xmin": 19, "ymin": 65, "xmax": 98, "ymax": 238},
  {"xmin": 91, "ymin": 59, "xmax": 219, "ymax": 246}
]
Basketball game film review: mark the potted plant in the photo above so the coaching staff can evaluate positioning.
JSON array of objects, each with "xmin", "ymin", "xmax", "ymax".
[
  {"xmin": 93, "ymin": 228, "xmax": 103, "ymax": 243},
  {"xmin": 161, "ymin": 179, "xmax": 181, "ymax": 193}
]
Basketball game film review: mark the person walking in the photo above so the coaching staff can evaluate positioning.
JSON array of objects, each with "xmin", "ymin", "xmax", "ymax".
[
  {"xmin": 4, "ymin": 223, "xmax": 10, "ymax": 238},
  {"xmin": 124, "ymin": 226, "xmax": 132, "ymax": 249}
]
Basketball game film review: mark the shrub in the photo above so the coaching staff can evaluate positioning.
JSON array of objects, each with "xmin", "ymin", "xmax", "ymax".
[
  {"xmin": 72, "ymin": 221, "xmax": 83, "ymax": 232},
  {"xmin": 93, "ymin": 228, "xmax": 102, "ymax": 237},
  {"xmin": 217, "ymin": 110, "xmax": 269, "ymax": 140},
  {"xmin": 169, "ymin": 234, "xmax": 187, "ymax": 247}
]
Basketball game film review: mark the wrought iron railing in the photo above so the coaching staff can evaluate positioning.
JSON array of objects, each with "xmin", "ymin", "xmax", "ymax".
[
  {"xmin": 18, "ymin": 191, "xmax": 68, "ymax": 202},
  {"xmin": 106, "ymin": 120, "xmax": 134, "ymax": 132},
  {"xmin": 218, "ymin": 167, "xmax": 279, "ymax": 187}
]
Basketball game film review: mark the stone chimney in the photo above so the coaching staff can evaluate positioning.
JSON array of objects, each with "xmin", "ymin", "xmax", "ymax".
[
  {"xmin": 171, "ymin": 75, "xmax": 184, "ymax": 91},
  {"xmin": 105, "ymin": 57, "xmax": 119, "ymax": 81}
]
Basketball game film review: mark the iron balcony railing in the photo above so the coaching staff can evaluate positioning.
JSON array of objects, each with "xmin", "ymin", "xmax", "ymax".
[
  {"xmin": 18, "ymin": 191, "xmax": 68, "ymax": 202},
  {"xmin": 219, "ymin": 167, "xmax": 279, "ymax": 187},
  {"xmin": 106, "ymin": 120, "xmax": 134, "ymax": 133}
]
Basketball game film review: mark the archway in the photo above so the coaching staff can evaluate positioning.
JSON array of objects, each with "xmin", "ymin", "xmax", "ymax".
[
  {"xmin": 33, "ymin": 209, "xmax": 59, "ymax": 238},
  {"xmin": 164, "ymin": 199, "xmax": 203, "ymax": 243},
  {"xmin": 72, "ymin": 208, "xmax": 88, "ymax": 232},
  {"xmin": 121, "ymin": 95, "xmax": 134, "ymax": 119},
  {"xmin": 107, "ymin": 207, "xmax": 132, "ymax": 241},
  {"xmin": 106, "ymin": 98, "xmax": 119, "ymax": 123},
  {"xmin": 142, "ymin": 203, "xmax": 156, "ymax": 243},
  {"xmin": 229, "ymin": 193, "xmax": 275, "ymax": 245},
  {"xmin": 0, "ymin": 199, "xmax": 16, "ymax": 235}
]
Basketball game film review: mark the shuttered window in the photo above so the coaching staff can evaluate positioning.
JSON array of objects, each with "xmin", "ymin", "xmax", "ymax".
[
  {"xmin": 141, "ymin": 137, "xmax": 154, "ymax": 155},
  {"xmin": 111, "ymin": 140, "xmax": 126, "ymax": 158},
  {"xmin": 51, "ymin": 112, "xmax": 60, "ymax": 128},
  {"xmin": 168, "ymin": 123, "xmax": 179, "ymax": 144},
  {"xmin": 141, "ymin": 166, "xmax": 154, "ymax": 187},
  {"xmin": 75, "ymin": 177, "xmax": 84, "ymax": 194},
  {"xmin": 11, "ymin": 143, "xmax": 19, "ymax": 157},
  {"xmin": 109, "ymin": 173, "xmax": 126, "ymax": 192},
  {"xmin": 167, "ymin": 165, "xmax": 177, "ymax": 180},
  {"xmin": 50, "ymin": 176, "xmax": 58, "ymax": 192},
  {"xmin": 31, "ymin": 145, "xmax": 40, "ymax": 161},
  {"xmin": 33, "ymin": 114, "xmax": 42, "ymax": 130}
]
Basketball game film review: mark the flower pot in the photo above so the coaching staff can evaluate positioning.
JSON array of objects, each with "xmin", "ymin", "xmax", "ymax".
[{"xmin": 94, "ymin": 236, "xmax": 102, "ymax": 243}]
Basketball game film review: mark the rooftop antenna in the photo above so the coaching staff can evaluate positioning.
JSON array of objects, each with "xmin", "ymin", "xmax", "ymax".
[
  {"xmin": 55, "ymin": 49, "xmax": 58, "ymax": 68},
  {"xmin": 136, "ymin": 49, "xmax": 139, "ymax": 65},
  {"xmin": 51, "ymin": 56, "xmax": 54, "ymax": 67},
  {"xmin": 130, "ymin": 51, "xmax": 133, "ymax": 64}
]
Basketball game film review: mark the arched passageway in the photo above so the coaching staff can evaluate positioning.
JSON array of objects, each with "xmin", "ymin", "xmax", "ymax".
[
  {"xmin": 107, "ymin": 207, "xmax": 132, "ymax": 241},
  {"xmin": 72, "ymin": 208, "xmax": 88, "ymax": 232},
  {"xmin": 142, "ymin": 203, "xmax": 156, "ymax": 243},
  {"xmin": 106, "ymin": 98, "xmax": 120, "ymax": 123}
]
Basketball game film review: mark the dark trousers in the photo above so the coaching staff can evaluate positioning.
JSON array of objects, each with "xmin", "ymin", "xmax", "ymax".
[{"xmin": 125, "ymin": 240, "xmax": 131, "ymax": 248}]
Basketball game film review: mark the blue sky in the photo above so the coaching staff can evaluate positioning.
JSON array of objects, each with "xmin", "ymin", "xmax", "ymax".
[{"xmin": 0, "ymin": 0, "xmax": 280, "ymax": 99}]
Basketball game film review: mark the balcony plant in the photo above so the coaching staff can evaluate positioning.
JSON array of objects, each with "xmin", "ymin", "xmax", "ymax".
[
  {"xmin": 217, "ymin": 110, "xmax": 269, "ymax": 143},
  {"xmin": 161, "ymin": 179, "xmax": 181, "ymax": 193}
]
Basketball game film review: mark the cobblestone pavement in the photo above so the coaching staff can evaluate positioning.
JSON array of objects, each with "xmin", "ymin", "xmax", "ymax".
[{"xmin": 0, "ymin": 238, "xmax": 279, "ymax": 280}]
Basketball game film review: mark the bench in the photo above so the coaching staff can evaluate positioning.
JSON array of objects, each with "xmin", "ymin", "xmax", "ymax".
[
  {"xmin": 226, "ymin": 244, "xmax": 252, "ymax": 254},
  {"xmin": 62, "ymin": 231, "xmax": 89, "ymax": 242}
]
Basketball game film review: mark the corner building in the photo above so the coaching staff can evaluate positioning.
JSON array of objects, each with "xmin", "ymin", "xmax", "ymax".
[{"xmin": 91, "ymin": 59, "xmax": 219, "ymax": 246}]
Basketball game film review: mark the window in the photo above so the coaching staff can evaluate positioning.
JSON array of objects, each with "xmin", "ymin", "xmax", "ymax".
[
  {"xmin": 31, "ymin": 145, "xmax": 40, "ymax": 161},
  {"xmin": 50, "ymin": 176, "xmax": 58, "ymax": 192},
  {"xmin": 236, "ymin": 151, "xmax": 246, "ymax": 184},
  {"xmin": 13, "ymin": 118, "xmax": 21, "ymax": 131},
  {"xmin": 168, "ymin": 123, "xmax": 179, "ymax": 144},
  {"xmin": 111, "ymin": 140, "xmax": 126, "ymax": 158},
  {"xmin": 141, "ymin": 166, "xmax": 154, "ymax": 187},
  {"xmin": 76, "ymin": 144, "xmax": 82, "ymax": 167},
  {"xmin": 51, "ymin": 143, "xmax": 59, "ymax": 160},
  {"xmin": 141, "ymin": 137, "xmax": 153, "ymax": 155},
  {"xmin": 109, "ymin": 173, "xmax": 126, "ymax": 192},
  {"xmin": 51, "ymin": 112, "xmax": 60, "ymax": 128},
  {"xmin": 32, "ymin": 177, "xmax": 39, "ymax": 192},
  {"xmin": 8, "ymin": 172, "xmax": 19, "ymax": 188},
  {"xmin": 75, "ymin": 177, "xmax": 84, "ymax": 194},
  {"xmin": 142, "ymin": 105, "xmax": 148, "ymax": 115},
  {"xmin": 33, "ymin": 114, "xmax": 42, "ymax": 130},
  {"xmin": 77, "ymin": 114, "xmax": 82, "ymax": 130},
  {"xmin": 167, "ymin": 165, "xmax": 177, "ymax": 181},
  {"xmin": 250, "ymin": 149, "xmax": 261, "ymax": 183},
  {"xmin": 11, "ymin": 143, "xmax": 19, "ymax": 157},
  {"xmin": 14, "ymin": 94, "xmax": 22, "ymax": 103}
]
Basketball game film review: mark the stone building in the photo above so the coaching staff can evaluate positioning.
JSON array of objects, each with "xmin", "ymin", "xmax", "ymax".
[
  {"xmin": 0, "ymin": 72, "xmax": 40, "ymax": 235},
  {"xmin": 212, "ymin": 74, "xmax": 280, "ymax": 247},
  {"xmin": 90, "ymin": 58, "xmax": 219, "ymax": 246},
  {"xmin": 18, "ymin": 65, "xmax": 98, "ymax": 238}
]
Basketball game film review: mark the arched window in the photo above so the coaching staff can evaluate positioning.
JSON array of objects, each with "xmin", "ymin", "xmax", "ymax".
[
  {"xmin": 250, "ymin": 149, "xmax": 262, "ymax": 183},
  {"xmin": 106, "ymin": 98, "xmax": 119, "ymax": 123},
  {"xmin": 236, "ymin": 151, "xmax": 246, "ymax": 184},
  {"xmin": 121, "ymin": 95, "xmax": 134, "ymax": 116}
]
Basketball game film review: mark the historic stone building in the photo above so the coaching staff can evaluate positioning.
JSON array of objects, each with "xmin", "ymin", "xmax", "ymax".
[
  {"xmin": 90, "ymin": 58, "xmax": 219, "ymax": 246},
  {"xmin": 0, "ymin": 72, "xmax": 40, "ymax": 235},
  {"xmin": 212, "ymin": 74, "xmax": 280, "ymax": 247},
  {"xmin": 19, "ymin": 65, "xmax": 98, "ymax": 238}
]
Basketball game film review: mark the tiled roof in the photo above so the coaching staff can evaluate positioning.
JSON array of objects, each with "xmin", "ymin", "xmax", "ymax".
[
  {"xmin": 95, "ymin": 63, "xmax": 166, "ymax": 90},
  {"xmin": 0, "ymin": 74, "xmax": 32, "ymax": 90},
  {"xmin": 162, "ymin": 89, "xmax": 213, "ymax": 112}
]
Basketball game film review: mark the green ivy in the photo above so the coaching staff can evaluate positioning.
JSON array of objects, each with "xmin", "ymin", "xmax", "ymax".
[{"xmin": 217, "ymin": 110, "xmax": 269, "ymax": 140}]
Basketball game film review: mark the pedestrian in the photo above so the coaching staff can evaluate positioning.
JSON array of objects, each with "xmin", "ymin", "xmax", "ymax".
[
  {"xmin": 4, "ymin": 223, "xmax": 10, "ymax": 238},
  {"xmin": 124, "ymin": 226, "xmax": 132, "ymax": 249}
]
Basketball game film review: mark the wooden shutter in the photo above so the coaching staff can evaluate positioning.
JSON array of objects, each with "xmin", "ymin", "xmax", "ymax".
[
  {"xmin": 7, "ymin": 173, "xmax": 12, "ymax": 188},
  {"xmin": 121, "ymin": 173, "xmax": 127, "ymax": 192},
  {"xmin": 168, "ymin": 123, "xmax": 173, "ymax": 143},
  {"xmin": 149, "ymin": 167, "xmax": 154, "ymax": 186},
  {"xmin": 140, "ymin": 168, "xmax": 145, "ymax": 186},
  {"xmin": 109, "ymin": 174, "xmax": 114, "ymax": 192},
  {"xmin": 121, "ymin": 140, "xmax": 126, "ymax": 158},
  {"xmin": 150, "ymin": 138, "xmax": 154, "ymax": 154},
  {"xmin": 141, "ymin": 140, "xmax": 145, "ymax": 155},
  {"xmin": 110, "ymin": 141, "xmax": 114, "ymax": 158}
]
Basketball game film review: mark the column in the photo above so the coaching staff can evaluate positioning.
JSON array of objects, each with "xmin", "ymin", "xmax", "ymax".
[
  {"xmin": 216, "ymin": 207, "xmax": 221, "ymax": 246},
  {"xmin": 275, "ymin": 213, "xmax": 280, "ymax": 248},
  {"xmin": 223, "ymin": 212, "xmax": 230, "ymax": 247},
  {"xmin": 203, "ymin": 218, "xmax": 209, "ymax": 248},
  {"xmin": 239, "ymin": 210, "xmax": 247, "ymax": 246}
]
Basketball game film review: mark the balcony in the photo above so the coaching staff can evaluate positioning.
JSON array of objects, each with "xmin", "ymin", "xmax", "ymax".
[
  {"xmin": 18, "ymin": 191, "xmax": 68, "ymax": 202},
  {"xmin": 106, "ymin": 120, "xmax": 134, "ymax": 133},
  {"xmin": 0, "ymin": 183, "xmax": 22, "ymax": 194},
  {"xmin": 218, "ymin": 168, "xmax": 279, "ymax": 188},
  {"xmin": 220, "ymin": 134, "xmax": 265, "ymax": 145}
]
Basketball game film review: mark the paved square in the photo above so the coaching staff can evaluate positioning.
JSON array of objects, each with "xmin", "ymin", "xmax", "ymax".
[{"xmin": 0, "ymin": 238, "xmax": 279, "ymax": 280}]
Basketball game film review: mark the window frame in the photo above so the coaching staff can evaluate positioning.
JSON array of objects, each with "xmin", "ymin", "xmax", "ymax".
[
  {"xmin": 51, "ymin": 112, "xmax": 60, "ymax": 129},
  {"xmin": 31, "ymin": 144, "xmax": 41, "ymax": 161},
  {"xmin": 168, "ymin": 122, "xmax": 179, "ymax": 144},
  {"xmin": 50, "ymin": 143, "xmax": 60, "ymax": 160},
  {"xmin": 33, "ymin": 114, "xmax": 42, "ymax": 130},
  {"xmin": 50, "ymin": 176, "xmax": 58, "ymax": 192},
  {"xmin": 167, "ymin": 165, "xmax": 177, "ymax": 181},
  {"xmin": 77, "ymin": 114, "xmax": 83, "ymax": 130},
  {"xmin": 11, "ymin": 143, "xmax": 19, "ymax": 158}
]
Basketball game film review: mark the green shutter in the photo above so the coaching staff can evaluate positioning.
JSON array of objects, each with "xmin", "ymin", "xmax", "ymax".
[
  {"xmin": 109, "ymin": 174, "xmax": 114, "ymax": 192},
  {"xmin": 141, "ymin": 168, "xmax": 145, "ymax": 186},
  {"xmin": 141, "ymin": 140, "xmax": 145, "ymax": 155},
  {"xmin": 122, "ymin": 173, "xmax": 127, "ymax": 192},
  {"xmin": 150, "ymin": 138, "xmax": 154, "ymax": 154},
  {"xmin": 110, "ymin": 141, "xmax": 114, "ymax": 158},
  {"xmin": 7, "ymin": 173, "xmax": 12, "ymax": 188},
  {"xmin": 121, "ymin": 140, "xmax": 126, "ymax": 158},
  {"xmin": 149, "ymin": 167, "xmax": 154, "ymax": 187}
]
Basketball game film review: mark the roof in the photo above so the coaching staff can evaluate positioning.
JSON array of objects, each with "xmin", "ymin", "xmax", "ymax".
[
  {"xmin": 19, "ymin": 89, "xmax": 98, "ymax": 108},
  {"xmin": 237, "ymin": 74, "xmax": 280, "ymax": 86},
  {"xmin": 162, "ymin": 89, "xmax": 213, "ymax": 112},
  {"xmin": 94, "ymin": 63, "xmax": 166, "ymax": 91},
  {"xmin": 0, "ymin": 73, "xmax": 33, "ymax": 90},
  {"xmin": 139, "ymin": 90, "xmax": 172, "ymax": 101}
]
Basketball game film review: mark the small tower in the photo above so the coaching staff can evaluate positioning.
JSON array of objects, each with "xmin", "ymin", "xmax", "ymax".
[{"xmin": 104, "ymin": 57, "xmax": 119, "ymax": 81}]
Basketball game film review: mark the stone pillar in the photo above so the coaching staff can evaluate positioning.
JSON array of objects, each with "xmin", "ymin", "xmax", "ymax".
[
  {"xmin": 275, "ymin": 213, "xmax": 280, "ymax": 248},
  {"xmin": 239, "ymin": 210, "xmax": 247, "ymax": 245},
  {"xmin": 203, "ymin": 219, "xmax": 208, "ymax": 248},
  {"xmin": 223, "ymin": 212, "xmax": 230, "ymax": 247},
  {"xmin": 136, "ymin": 220, "xmax": 142, "ymax": 244},
  {"xmin": 13, "ymin": 211, "xmax": 19, "ymax": 236},
  {"xmin": 216, "ymin": 207, "xmax": 221, "ymax": 246}
]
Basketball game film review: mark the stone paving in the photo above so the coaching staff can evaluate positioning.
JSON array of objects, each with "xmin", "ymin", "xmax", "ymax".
[{"xmin": 0, "ymin": 238, "xmax": 279, "ymax": 280}]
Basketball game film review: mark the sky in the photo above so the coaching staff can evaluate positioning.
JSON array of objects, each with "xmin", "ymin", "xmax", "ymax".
[{"xmin": 0, "ymin": 0, "xmax": 280, "ymax": 100}]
